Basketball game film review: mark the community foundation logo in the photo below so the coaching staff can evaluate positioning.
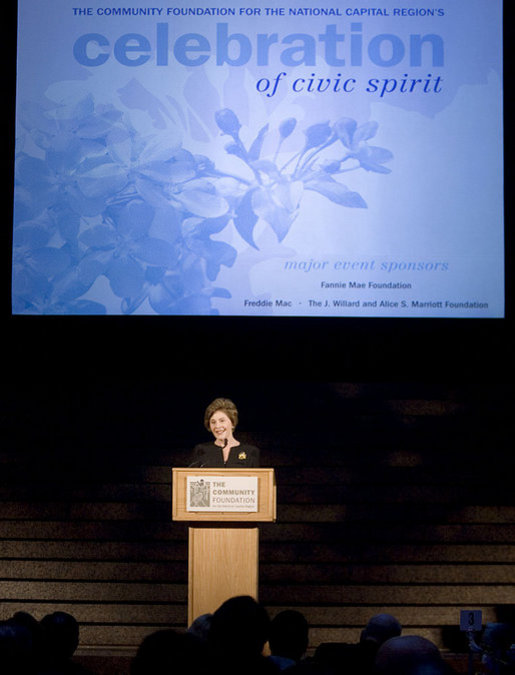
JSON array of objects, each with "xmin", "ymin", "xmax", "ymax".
[{"xmin": 189, "ymin": 479, "xmax": 210, "ymax": 508}]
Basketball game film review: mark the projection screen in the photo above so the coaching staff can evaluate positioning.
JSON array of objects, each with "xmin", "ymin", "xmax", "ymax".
[{"xmin": 12, "ymin": 0, "xmax": 504, "ymax": 317}]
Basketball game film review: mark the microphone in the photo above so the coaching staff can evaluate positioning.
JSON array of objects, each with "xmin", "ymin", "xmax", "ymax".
[
  {"xmin": 187, "ymin": 460, "xmax": 205, "ymax": 468},
  {"xmin": 223, "ymin": 438, "xmax": 228, "ymax": 448}
]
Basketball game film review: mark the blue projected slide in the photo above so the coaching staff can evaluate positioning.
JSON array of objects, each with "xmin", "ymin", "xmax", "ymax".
[{"xmin": 12, "ymin": 0, "xmax": 504, "ymax": 317}]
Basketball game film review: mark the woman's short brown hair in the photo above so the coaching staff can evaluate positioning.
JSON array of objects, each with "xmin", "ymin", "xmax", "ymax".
[{"xmin": 204, "ymin": 398, "xmax": 239, "ymax": 431}]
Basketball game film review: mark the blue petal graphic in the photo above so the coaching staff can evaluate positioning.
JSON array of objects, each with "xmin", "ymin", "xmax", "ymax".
[
  {"xmin": 305, "ymin": 176, "xmax": 367, "ymax": 208},
  {"xmin": 106, "ymin": 257, "xmax": 145, "ymax": 298}
]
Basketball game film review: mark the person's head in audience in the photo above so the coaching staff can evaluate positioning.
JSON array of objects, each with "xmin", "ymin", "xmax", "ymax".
[
  {"xmin": 375, "ymin": 635, "xmax": 447, "ymax": 675},
  {"xmin": 481, "ymin": 622, "xmax": 515, "ymax": 674},
  {"xmin": 187, "ymin": 613, "xmax": 213, "ymax": 643},
  {"xmin": 269, "ymin": 609, "xmax": 309, "ymax": 667},
  {"xmin": 0, "ymin": 620, "xmax": 34, "ymax": 674},
  {"xmin": 9, "ymin": 612, "xmax": 40, "ymax": 635},
  {"xmin": 131, "ymin": 629, "xmax": 208, "ymax": 675},
  {"xmin": 39, "ymin": 611, "xmax": 80, "ymax": 666},
  {"xmin": 314, "ymin": 613, "xmax": 402, "ymax": 675},
  {"xmin": 360, "ymin": 613, "xmax": 402, "ymax": 648},
  {"xmin": 208, "ymin": 595, "xmax": 271, "ymax": 665}
]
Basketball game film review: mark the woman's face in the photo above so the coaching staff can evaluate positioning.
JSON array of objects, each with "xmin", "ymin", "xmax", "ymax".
[{"xmin": 209, "ymin": 410, "xmax": 233, "ymax": 441}]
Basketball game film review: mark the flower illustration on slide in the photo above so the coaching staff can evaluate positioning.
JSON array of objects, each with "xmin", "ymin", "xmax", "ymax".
[
  {"xmin": 12, "ymin": 82, "xmax": 392, "ymax": 315},
  {"xmin": 12, "ymin": 92, "xmax": 236, "ymax": 315},
  {"xmin": 211, "ymin": 108, "xmax": 393, "ymax": 248}
]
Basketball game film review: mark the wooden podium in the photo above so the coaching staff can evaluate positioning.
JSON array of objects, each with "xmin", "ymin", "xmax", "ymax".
[{"xmin": 172, "ymin": 468, "xmax": 276, "ymax": 625}]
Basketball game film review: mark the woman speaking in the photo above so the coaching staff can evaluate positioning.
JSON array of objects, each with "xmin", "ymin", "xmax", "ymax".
[{"xmin": 191, "ymin": 398, "xmax": 260, "ymax": 467}]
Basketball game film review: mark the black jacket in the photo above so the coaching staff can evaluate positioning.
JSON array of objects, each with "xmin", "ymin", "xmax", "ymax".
[{"xmin": 191, "ymin": 442, "xmax": 260, "ymax": 467}]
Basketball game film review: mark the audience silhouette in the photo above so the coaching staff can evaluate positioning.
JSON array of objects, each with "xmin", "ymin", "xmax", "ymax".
[
  {"xmin": 0, "ymin": 619, "xmax": 34, "ymax": 675},
  {"xmin": 187, "ymin": 612, "xmax": 213, "ymax": 644},
  {"xmin": 374, "ymin": 634, "xmax": 452, "ymax": 675},
  {"xmin": 131, "ymin": 628, "xmax": 208, "ymax": 675},
  {"xmin": 314, "ymin": 612, "xmax": 402, "ymax": 675},
  {"xmin": 206, "ymin": 595, "xmax": 277, "ymax": 675},
  {"xmin": 268, "ymin": 609, "xmax": 309, "ymax": 671},
  {"xmin": 1, "ymin": 610, "xmax": 93, "ymax": 675},
  {"xmin": 2, "ymin": 601, "xmax": 512, "ymax": 675},
  {"xmin": 37, "ymin": 611, "xmax": 92, "ymax": 674}
]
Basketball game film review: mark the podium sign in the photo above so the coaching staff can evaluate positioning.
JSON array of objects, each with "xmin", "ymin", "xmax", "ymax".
[
  {"xmin": 172, "ymin": 468, "xmax": 276, "ymax": 522},
  {"xmin": 187, "ymin": 475, "xmax": 258, "ymax": 512},
  {"xmin": 172, "ymin": 468, "xmax": 276, "ymax": 623}
]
